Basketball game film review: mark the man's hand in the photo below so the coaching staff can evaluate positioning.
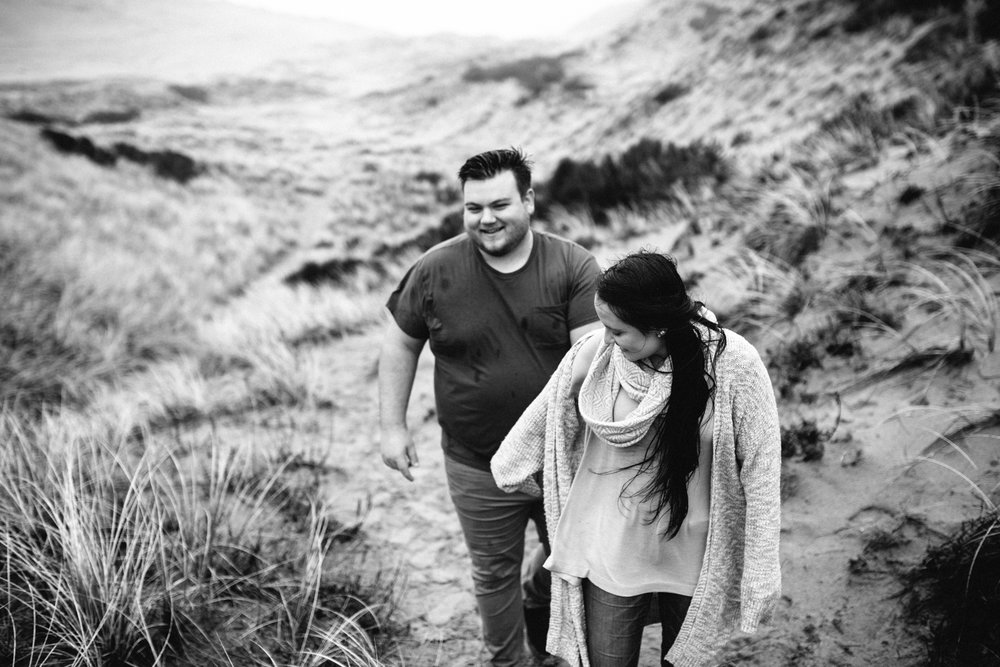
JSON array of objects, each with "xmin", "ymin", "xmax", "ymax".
[{"xmin": 380, "ymin": 427, "xmax": 419, "ymax": 481}]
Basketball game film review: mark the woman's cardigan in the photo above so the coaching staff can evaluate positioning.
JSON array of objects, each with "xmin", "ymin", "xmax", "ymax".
[{"xmin": 491, "ymin": 328, "xmax": 782, "ymax": 667}]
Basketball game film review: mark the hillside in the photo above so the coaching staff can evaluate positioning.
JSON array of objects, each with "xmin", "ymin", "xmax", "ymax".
[{"xmin": 1, "ymin": 0, "xmax": 998, "ymax": 665}]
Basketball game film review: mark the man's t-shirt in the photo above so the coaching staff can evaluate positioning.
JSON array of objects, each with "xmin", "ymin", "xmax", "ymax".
[{"xmin": 387, "ymin": 231, "xmax": 601, "ymax": 470}]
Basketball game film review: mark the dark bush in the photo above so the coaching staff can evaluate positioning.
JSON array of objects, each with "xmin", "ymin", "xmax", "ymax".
[
  {"xmin": 540, "ymin": 138, "xmax": 729, "ymax": 221},
  {"xmin": 899, "ymin": 184, "xmax": 925, "ymax": 205},
  {"xmin": 372, "ymin": 211, "xmax": 465, "ymax": 261},
  {"xmin": 168, "ymin": 84, "xmax": 210, "ymax": 103},
  {"xmin": 283, "ymin": 257, "xmax": 384, "ymax": 287},
  {"xmin": 81, "ymin": 109, "xmax": 141, "ymax": 124},
  {"xmin": 6, "ymin": 110, "xmax": 72, "ymax": 125},
  {"xmin": 780, "ymin": 419, "xmax": 825, "ymax": 461},
  {"xmin": 748, "ymin": 23, "xmax": 773, "ymax": 43},
  {"xmin": 651, "ymin": 83, "xmax": 690, "ymax": 105},
  {"xmin": 562, "ymin": 76, "xmax": 593, "ymax": 94},
  {"xmin": 905, "ymin": 511, "xmax": 1000, "ymax": 666},
  {"xmin": 935, "ymin": 47, "xmax": 1000, "ymax": 109},
  {"xmin": 40, "ymin": 128, "xmax": 118, "ymax": 166},
  {"xmin": 463, "ymin": 55, "xmax": 568, "ymax": 95},
  {"xmin": 113, "ymin": 142, "xmax": 200, "ymax": 184},
  {"xmin": 842, "ymin": 0, "xmax": 1000, "ymax": 40},
  {"xmin": 414, "ymin": 171, "xmax": 442, "ymax": 186},
  {"xmin": 39, "ymin": 130, "xmax": 201, "ymax": 183}
]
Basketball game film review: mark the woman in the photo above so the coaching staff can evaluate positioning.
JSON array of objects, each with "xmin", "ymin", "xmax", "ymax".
[{"xmin": 492, "ymin": 251, "xmax": 781, "ymax": 667}]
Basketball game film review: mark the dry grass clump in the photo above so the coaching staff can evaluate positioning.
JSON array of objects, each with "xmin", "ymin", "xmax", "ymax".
[
  {"xmin": 0, "ymin": 215, "xmax": 193, "ymax": 415},
  {"xmin": 807, "ymin": 94, "xmax": 915, "ymax": 171},
  {"xmin": 711, "ymin": 250, "xmax": 804, "ymax": 336},
  {"xmin": 905, "ymin": 509, "xmax": 1000, "ymax": 666},
  {"xmin": 0, "ymin": 412, "xmax": 395, "ymax": 666},
  {"xmin": 948, "ymin": 121, "xmax": 1000, "ymax": 247},
  {"xmin": 841, "ymin": 0, "xmax": 1000, "ymax": 112},
  {"xmin": 744, "ymin": 172, "xmax": 835, "ymax": 267},
  {"xmin": 892, "ymin": 250, "xmax": 999, "ymax": 357}
]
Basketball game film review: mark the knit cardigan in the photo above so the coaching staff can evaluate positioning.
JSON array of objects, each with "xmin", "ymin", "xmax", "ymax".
[{"xmin": 491, "ymin": 328, "xmax": 782, "ymax": 667}]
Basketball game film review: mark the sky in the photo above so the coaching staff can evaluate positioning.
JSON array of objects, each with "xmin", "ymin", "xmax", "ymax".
[{"xmin": 221, "ymin": 0, "xmax": 638, "ymax": 39}]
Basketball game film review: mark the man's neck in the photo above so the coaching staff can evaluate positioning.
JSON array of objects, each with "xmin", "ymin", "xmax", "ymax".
[{"xmin": 478, "ymin": 230, "xmax": 534, "ymax": 273}]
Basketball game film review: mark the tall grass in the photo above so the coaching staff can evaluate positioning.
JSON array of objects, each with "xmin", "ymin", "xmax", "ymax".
[
  {"xmin": 0, "ymin": 411, "xmax": 391, "ymax": 665},
  {"xmin": 893, "ymin": 250, "xmax": 999, "ymax": 357},
  {"xmin": 904, "ymin": 445, "xmax": 1000, "ymax": 667}
]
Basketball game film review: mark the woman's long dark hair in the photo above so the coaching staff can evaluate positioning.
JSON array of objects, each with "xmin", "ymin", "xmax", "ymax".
[{"xmin": 597, "ymin": 250, "xmax": 726, "ymax": 539}]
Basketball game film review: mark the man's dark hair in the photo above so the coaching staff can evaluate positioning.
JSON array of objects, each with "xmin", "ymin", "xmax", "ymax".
[{"xmin": 457, "ymin": 147, "xmax": 533, "ymax": 197}]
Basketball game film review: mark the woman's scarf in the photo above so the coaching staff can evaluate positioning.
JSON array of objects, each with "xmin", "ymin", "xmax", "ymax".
[
  {"xmin": 577, "ymin": 307, "xmax": 720, "ymax": 448},
  {"xmin": 577, "ymin": 340, "xmax": 672, "ymax": 448}
]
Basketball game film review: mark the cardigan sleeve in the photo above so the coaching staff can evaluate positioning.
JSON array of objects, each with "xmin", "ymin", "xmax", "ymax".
[
  {"xmin": 492, "ymin": 331, "xmax": 597, "ymax": 498},
  {"xmin": 491, "ymin": 383, "xmax": 548, "ymax": 497},
  {"xmin": 731, "ymin": 346, "xmax": 782, "ymax": 633}
]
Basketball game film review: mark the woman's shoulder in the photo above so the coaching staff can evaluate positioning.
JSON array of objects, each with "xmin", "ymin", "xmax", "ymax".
[
  {"xmin": 716, "ymin": 328, "xmax": 768, "ymax": 374},
  {"xmin": 571, "ymin": 329, "xmax": 602, "ymax": 390}
]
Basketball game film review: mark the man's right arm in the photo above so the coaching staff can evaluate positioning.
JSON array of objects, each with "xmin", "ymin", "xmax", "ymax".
[{"xmin": 378, "ymin": 315, "xmax": 427, "ymax": 482}]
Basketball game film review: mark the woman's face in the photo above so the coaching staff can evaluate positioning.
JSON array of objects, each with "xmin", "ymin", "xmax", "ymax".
[{"xmin": 595, "ymin": 296, "xmax": 668, "ymax": 364}]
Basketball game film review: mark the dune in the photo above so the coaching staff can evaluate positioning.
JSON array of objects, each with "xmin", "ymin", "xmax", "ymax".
[{"xmin": 1, "ymin": 0, "xmax": 998, "ymax": 664}]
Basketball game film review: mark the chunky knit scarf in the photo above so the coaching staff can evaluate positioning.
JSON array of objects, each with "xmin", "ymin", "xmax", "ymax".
[{"xmin": 577, "ymin": 341, "xmax": 672, "ymax": 447}]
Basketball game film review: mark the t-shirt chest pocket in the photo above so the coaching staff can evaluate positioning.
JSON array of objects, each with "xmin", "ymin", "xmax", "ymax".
[{"xmin": 521, "ymin": 302, "xmax": 569, "ymax": 349}]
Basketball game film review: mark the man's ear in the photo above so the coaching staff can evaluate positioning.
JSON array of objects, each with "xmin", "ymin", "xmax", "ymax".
[{"xmin": 524, "ymin": 188, "xmax": 535, "ymax": 215}]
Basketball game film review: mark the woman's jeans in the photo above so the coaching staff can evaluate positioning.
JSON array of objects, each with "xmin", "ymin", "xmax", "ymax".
[
  {"xmin": 445, "ymin": 456, "xmax": 551, "ymax": 667},
  {"xmin": 583, "ymin": 579, "xmax": 692, "ymax": 667}
]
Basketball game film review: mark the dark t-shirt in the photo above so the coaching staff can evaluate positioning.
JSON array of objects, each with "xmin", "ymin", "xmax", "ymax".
[{"xmin": 386, "ymin": 231, "xmax": 601, "ymax": 469}]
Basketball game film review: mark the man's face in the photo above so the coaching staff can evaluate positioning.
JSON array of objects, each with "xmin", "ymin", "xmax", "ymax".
[{"xmin": 462, "ymin": 170, "xmax": 534, "ymax": 257}]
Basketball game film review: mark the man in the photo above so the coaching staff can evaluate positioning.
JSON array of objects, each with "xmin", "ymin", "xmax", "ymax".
[{"xmin": 379, "ymin": 147, "xmax": 602, "ymax": 666}]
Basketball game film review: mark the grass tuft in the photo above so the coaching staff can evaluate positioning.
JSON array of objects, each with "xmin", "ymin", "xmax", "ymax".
[
  {"xmin": 905, "ymin": 510, "xmax": 1000, "ymax": 666},
  {"xmin": 0, "ymin": 411, "xmax": 396, "ymax": 665}
]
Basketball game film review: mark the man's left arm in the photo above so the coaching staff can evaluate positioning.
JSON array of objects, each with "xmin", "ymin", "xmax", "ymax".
[{"xmin": 565, "ymin": 250, "xmax": 603, "ymax": 344}]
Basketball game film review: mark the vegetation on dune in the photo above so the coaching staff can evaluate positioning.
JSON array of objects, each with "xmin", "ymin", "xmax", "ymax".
[
  {"xmin": 3, "ymin": 0, "xmax": 1000, "ymax": 662},
  {"xmin": 0, "ymin": 117, "xmax": 393, "ymax": 661},
  {"xmin": 0, "ymin": 414, "xmax": 396, "ymax": 665},
  {"xmin": 905, "ymin": 507, "xmax": 1000, "ymax": 666},
  {"xmin": 538, "ymin": 138, "xmax": 729, "ymax": 223},
  {"xmin": 462, "ymin": 53, "xmax": 590, "ymax": 97},
  {"xmin": 842, "ymin": 0, "xmax": 1000, "ymax": 40}
]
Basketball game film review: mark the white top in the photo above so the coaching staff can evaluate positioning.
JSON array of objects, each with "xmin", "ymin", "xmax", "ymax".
[{"xmin": 546, "ymin": 398, "xmax": 714, "ymax": 597}]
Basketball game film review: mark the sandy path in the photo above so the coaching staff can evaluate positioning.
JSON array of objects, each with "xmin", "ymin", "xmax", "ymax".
[
  {"xmin": 312, "ymin": 329, "xmax": 667, "ymax": 665},
  {"xmin": 311, "ymin": 321, "xmax": 1000, "ymax": 666}
]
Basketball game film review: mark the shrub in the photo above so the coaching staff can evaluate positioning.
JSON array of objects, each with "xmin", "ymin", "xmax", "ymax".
[
  {"xmin": 819, "ymin": 93, "xmax": 899, "ymax": 144},
  {"xmin": 541, "ymin": 138, "xmax": 729, "ymax": 221},
  {"xmin": 81, "ymin": 108, "xmax": 141, "ymax": 124},
  {"xmin": 949, "ymin": 130, "xmax": 1000, "ymax": 247},
  {"xmin": 842, "ymin": 0, "xmax": 1000, "ymax": 41},
  {"xmin": 168, "ymin": 84, "xmax": 210, "ymax": 103},
  {"xmin": 745, "ymin": 217, "xmax": 824, "ymax": 267},
  {"xmin": 905, "ymin": 510, "xmax": 1000, "ymax": 666},
  {"xmin": 780, "ymin": 419, "xmax": 825, "ymax": 461},
  {"xmin": 651, "ymin": 83, "xmax": 690, "ymax": 105},
  {"xmin": 463, "ymin": 55, "xmax": 568, "ymax": 95}
]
